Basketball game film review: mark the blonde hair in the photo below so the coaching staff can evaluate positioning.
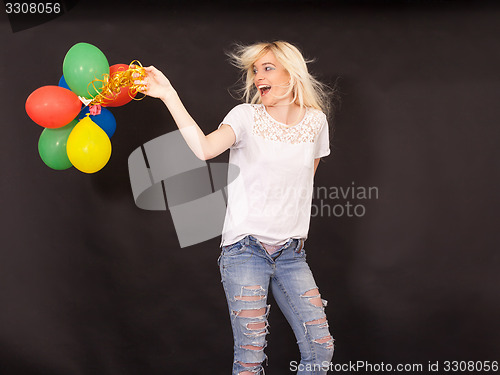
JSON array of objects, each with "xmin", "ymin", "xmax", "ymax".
[{"xmin": 227, "ymin": 41, "xmax": 334, "ymax": 117}]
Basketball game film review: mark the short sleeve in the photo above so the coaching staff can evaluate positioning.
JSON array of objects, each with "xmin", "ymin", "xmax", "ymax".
[
  {"xmin": 314, "ymin": 113, "xmax": 331, "ymax": 158},
  {"xmin": 218, "ymin": 104, "xmax": 252, "ymax": 149}
]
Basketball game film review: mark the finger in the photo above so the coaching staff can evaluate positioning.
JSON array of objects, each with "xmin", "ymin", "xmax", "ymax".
[
  {"xmin": 133, "ymin": 68, "xmax": 148, "ymax": 77},
  {"xmin": 136, "ymin": 83, "xmax": 148, "ymax": 93}
]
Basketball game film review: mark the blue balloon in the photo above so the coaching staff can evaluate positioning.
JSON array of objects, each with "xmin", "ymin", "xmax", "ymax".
[
  {"xmin": 58, "ymin": 75, "xmax": 71, "ymax": 90},
  {"xmin": 79, "ymin": 107, "xmax": 116, "ymax": 138}
]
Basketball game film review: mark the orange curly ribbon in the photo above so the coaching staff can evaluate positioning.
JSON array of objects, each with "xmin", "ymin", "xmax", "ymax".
[{"xmin": 87, "ymin": 60, "xmax": 147, "ymax": 106}]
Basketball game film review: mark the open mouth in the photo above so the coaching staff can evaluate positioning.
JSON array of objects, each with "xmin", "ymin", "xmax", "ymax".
[{"xmin": 258, "ymin": 85, "xmax": 271, "ymax": 96}]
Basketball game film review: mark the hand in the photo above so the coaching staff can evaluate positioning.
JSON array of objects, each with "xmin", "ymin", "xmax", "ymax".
[{"xmin": 134, "ymin": 65, "xmax": 175, "ymax": 101}]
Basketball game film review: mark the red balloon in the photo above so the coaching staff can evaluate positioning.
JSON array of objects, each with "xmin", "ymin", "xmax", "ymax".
[
  {"xmin": 26, "ymin": 86, "xmax": 82, "ymax": 128},
  {"xmin": 102, "ymin": 64, "xmax": 137, "ymax": 107}
]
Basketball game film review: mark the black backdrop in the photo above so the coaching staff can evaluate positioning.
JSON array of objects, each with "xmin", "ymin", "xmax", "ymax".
[{"xmin": 1, "ymin": 1, "xmax": 499, "ymax": 374}]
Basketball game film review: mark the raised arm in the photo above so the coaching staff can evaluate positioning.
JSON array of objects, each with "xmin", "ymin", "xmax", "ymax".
[{"xmin": 137, "ymin": 66, "xmax": 235, "ymax": 160}]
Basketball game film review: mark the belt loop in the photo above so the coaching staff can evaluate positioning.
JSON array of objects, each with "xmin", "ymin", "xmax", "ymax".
[
  {"xmin": 244, "ymin": 236, "xmax": 250, "ymax": 246},
  {"xmin": 297, "ymin": 238, "xmax": 303, "ymax": 251}
]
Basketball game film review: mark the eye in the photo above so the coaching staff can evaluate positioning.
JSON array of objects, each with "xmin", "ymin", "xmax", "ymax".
[
  {"xmin": 265, "ymin": 66, "xmax": 275, "ymax": 71},
  {"xmin": 252, "ymin": 68, "xmax": 258, "ymax": 74}
]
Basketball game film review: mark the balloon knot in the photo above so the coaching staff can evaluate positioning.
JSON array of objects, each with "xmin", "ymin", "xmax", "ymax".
[{"xmin": 89, "ymin": 105, "xmax": 101, "ymax": 115}]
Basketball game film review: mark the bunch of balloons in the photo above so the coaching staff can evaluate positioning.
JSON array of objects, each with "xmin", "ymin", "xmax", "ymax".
[{"xmin": 25, "ymin": 42, "xmax": 145, "ymax": 173}]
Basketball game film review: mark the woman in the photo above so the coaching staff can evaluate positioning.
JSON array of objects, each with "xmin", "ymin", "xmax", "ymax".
[{"xmin": 137, "ymin": 41, "xmax": 334, "ymax": 375}]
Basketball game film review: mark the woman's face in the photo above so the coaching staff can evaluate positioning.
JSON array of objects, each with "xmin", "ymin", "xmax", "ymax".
[{"xmin": 253, "ymin": 50, "xmax": 292, "ymax": 106}]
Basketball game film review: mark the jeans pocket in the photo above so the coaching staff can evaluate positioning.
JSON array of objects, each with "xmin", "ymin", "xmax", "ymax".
[
  {"xmin": 222, "ymin": 240, "xmax": 247, "ymax": 256},
  {"xmin": 220, "ymin": 239, "xmax": 253, "ymax": 269}
]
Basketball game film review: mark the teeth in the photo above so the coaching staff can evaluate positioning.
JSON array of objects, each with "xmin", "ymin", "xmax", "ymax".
[{"xmin": 258, "ymin": 85, "xmax": 271, "ymax": 96}]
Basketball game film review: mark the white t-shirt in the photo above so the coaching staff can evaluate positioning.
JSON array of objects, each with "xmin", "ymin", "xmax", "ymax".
[{"xmin": 219, "ymin": 103, "xmax": 330, "ymax": 247}]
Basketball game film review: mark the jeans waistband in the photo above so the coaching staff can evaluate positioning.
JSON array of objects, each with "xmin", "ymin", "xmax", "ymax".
[{"xmin": 245, "ymin": 235, "xmax": 301, "ymax": 251}]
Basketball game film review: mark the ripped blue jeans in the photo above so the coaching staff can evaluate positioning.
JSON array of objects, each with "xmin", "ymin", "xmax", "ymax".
[{"xmin": 218, "ymin": 235, "xmax": 334, "ymax": 375}]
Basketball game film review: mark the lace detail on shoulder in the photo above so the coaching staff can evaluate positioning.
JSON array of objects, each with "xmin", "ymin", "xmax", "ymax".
[{"xmin": 251, "ymin": 104, "xmax": 325, "ymax": 144}]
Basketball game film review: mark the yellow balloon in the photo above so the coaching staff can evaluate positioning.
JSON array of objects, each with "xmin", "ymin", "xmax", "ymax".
[{"xmin": 67, "ymin": 115, "xmax": 112, "ymax": 173}]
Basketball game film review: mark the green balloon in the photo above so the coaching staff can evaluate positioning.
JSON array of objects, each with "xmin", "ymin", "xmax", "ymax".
[
  {"xmin": 62, "ymin": 42, "xmax": 109, "ymax": 99},
  {"xmin": 38, "ymin": 119, "xmax": 78, "ymax": 170}
]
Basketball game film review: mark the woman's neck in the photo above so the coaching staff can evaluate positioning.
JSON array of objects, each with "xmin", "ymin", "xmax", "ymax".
[{"xmin": 265, "ymin": 102, "xmax": 304, "ymax": 126}]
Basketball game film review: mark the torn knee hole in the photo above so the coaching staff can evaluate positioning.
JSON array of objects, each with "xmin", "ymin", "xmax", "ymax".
[
  {"xmin": 241, "ymin": 345, "xmax": 264, "ymax": 351},
  {"xmin": 247, "ymin": 322, "xmax": 267, "ymax": 330},
  {"xmin": 302, "ymin": 288, "xmax": 323, "ymax": 307},
  {"xmin": 239, "ymin": 361, "xmax": 261, "ymax": 367},
  {"xmin": 309, "ymin": 297, "xmax": 323, "ymax": 307},
  {"xmin": 235, "ymin": 295, "xmax": 265, "ymax": 301},
  {"xmin": 302, "ymin": 288, "xmax": 320, "ymax": 297},
  {"xmin": 233, "ymin": 307, "xmax": 267, "ymax": 318},
  {"xmin": 306, "ymin": 316, "xmax": 327, "ymax": 325},
  {"xmin": 314, "ymin": 335, "xmax": 333, "ymax": 344}
]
